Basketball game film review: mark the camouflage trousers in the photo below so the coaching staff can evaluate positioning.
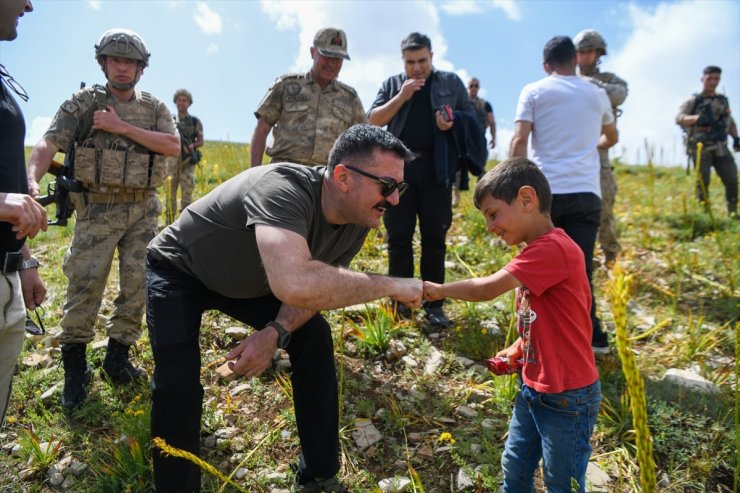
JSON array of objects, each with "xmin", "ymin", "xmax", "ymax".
[
  {"xmin": 692, "ymin": 144, "xmax": 738, "ymax": 214},
  {"xmin": 598, "ymin": 149, "xmax": 620, "ymax": 261},
  {"xmin": 60, "ymin": 192, "xmax": 161, "ymax": 345},
  {"xmin": 168, "ymin": 157, "xmax": 196, "ymax": 216}
]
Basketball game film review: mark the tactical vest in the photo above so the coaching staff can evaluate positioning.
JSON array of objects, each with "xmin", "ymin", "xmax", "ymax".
[
  {"xmin": 74, "ymin": 86, "xmax": 168, "ymax": 190},
  {"xmin": 689, "ymin": 93, "xmax": 730, "ymax": 144}
]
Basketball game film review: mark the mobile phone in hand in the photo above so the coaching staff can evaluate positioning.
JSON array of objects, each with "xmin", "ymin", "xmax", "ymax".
[{"xmin": 437, "ymin": 104, "xmax": 454, "ymax": 122}]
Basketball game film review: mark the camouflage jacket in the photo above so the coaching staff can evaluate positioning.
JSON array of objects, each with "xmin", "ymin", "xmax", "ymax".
[
  {"xmin": 581, "ymin": 68, "xmax": 628, "ymax": 110},
  {"xmin": 255, "ymin": 71, "xmax": 367, "ymax": 166},
  {"xmin": 44, "ymin": 85, "xmax": 177, "ymax": 191},
  {"xmin": 677, "ymin": 92, "xmax": 735, "ymax": 145}
]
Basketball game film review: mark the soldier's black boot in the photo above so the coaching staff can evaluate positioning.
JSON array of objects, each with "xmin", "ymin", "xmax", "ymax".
[
  {"xmin": 61, "ymin": 343, "xmax": 91, "ymax": 409},
  {"xmin": 102, "ymin": 338, "xmax": 147, "ymax": 385}
]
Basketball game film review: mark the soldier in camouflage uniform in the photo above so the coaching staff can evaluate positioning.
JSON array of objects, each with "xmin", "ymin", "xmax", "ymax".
[
  {"xmin": 575, "ymin": 29, "xmax": 628, "ymax": 264},
  {"xmin": 677, "ymin": 65, "xmax": 740, "ymax": 216},
  {"xmin": 169, "ymin": 88, "xmax": 204, "ymax": 217},
  {"xmin": 250, "ymin": 27, "xmax": 367, "ymax": 167},
  {"xmin": 27, "ymin": 28, "xmax": 180, "ymax": 409}
]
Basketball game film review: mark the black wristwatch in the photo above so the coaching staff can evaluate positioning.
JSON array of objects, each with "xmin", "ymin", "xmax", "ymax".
[{"xmin": 265, "ymin": 321, "xmax": 291, "ymax": 349}]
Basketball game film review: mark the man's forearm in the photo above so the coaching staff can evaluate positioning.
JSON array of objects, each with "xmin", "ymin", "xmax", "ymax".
[
  {"xmin": 120, "ymin": 124, "xmax": 180, "ymax": 156},
  {"xmin": 272, "ymin": 305, "xmax": 316, "ymax": 333},
  {"xmin": 509, "ymin": 136, "xmax": 527, "ymax": 157},
  {"xmin": 368, "ymin": 94, "xmax": 405, "ymax": 127},
  {"xmin": 27, "ymin": 140, "xmax": 58, "ymax": 185},
  {"xmin": 269, "ymin": 260, "xmax": 413, "ymax": 311}
]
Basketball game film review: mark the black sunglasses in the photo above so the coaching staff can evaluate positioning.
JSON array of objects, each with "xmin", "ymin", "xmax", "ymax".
[
  {"xmin": 0, "ymin": 64, "xmax": 29, "ymax": 103},
  {"xmin": 344, "ymin": 165, "xmax": 408, "ymax": 197},
  {"xmin": 469, "ymin": 84, "xmax": 479, "ymax": 88},
  {"xmin": 25, "ymin": 306, "xmax": 45, "ymax": 336}
]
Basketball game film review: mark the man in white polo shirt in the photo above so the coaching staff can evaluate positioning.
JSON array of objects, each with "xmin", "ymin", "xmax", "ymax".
[{"xmin": 509, "ymin": 35, "xmax": 617, "ymax": 353}]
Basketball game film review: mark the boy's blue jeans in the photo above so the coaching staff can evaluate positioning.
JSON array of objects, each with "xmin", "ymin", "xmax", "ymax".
[{"xmin": 501, "ymin": 380, "xmax": 602, "ymax": 493}]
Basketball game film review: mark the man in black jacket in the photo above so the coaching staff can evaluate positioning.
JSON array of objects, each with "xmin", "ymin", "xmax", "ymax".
[{"xmin": 368, "ymin": 32, "xmax": 483, "ymax": 327}]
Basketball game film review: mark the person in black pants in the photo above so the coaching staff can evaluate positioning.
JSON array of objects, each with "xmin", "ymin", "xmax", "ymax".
[
  {"xmin": 368, "ymin": 32, "xmax": 483, "ymax": 328},
  {"xmin": 146, "ymin": 124, "xmax": 422, "ymax": 493}
]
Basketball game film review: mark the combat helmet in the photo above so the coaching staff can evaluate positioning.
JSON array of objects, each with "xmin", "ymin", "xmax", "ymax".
[
  {"xmin": 95, "ymin": 28, "xmax": 149, "ymax": 90},
  {"xmin": 173, "ymin": 89, "xmax": 193, "ymax": 105},
  {"xmin": 96, "ymin": 28, "xmax": 150, "ymax": 66},
  {"xmin": 574, "ymin": 29, "xmax": 607, "ymax": 55}
]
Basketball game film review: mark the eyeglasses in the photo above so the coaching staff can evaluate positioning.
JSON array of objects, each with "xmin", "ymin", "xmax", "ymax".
[
  {"xmin": 468, "ymin": 84, "xmax": 479, "ymax": 88},
  {"xmin": 25, "ymin": 307, "xmax": 45, "ymax": 336},
  {"xmin": 344, "ymin": 165, "xmax": 408, "ymax": 197},
  {"xmin": 0, "ymin": 64, "xmax": 29, "ymax": 103}
]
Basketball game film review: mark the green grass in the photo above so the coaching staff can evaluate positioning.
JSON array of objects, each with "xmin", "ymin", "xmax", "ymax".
[{"xmin": 4, "ymin": 144, "xmax": 738, "ymax": 492}]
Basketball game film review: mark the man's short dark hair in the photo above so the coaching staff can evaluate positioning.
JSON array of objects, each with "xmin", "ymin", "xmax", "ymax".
[
  {"xmin": 703, "ymin": 65, "xmax": 722, "ymax": 75},
  {"xmin": 543, "ymin": 36, "xmax": 576, "ymax": 67},
  {"xmin": 474, "ymin": 157, "xmax": 552, "ymax": 213},
  {"xmin": 401, "ymin": 32, "xmax": 432, "ymax": 52},
  {"xmin": 328, "ymin": 124, "xmax": 413, "ymax": 170}
]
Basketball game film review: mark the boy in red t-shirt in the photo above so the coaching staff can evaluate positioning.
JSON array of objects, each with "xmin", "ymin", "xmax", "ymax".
[{"xmin": 423, "ymin": 157, "xmax": 601, "ymax": 492}]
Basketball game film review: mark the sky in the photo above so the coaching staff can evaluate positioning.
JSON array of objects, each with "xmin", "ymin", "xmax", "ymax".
[{"xmin": 2, "ymin": 0, "xmax": 738, "ymax": 167}]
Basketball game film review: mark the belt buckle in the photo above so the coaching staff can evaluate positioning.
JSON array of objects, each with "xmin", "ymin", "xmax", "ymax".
[{"xmin": 2, "ymin": 252, "xmax": 23, "ymax": 274}]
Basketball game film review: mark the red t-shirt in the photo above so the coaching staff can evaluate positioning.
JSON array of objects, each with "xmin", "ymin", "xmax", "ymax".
[{"xmin": 504, "ymin": 228, "xmax": 598, "ymax": 393}]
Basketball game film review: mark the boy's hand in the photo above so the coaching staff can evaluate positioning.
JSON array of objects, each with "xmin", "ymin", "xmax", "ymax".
[
  {"xmin": 495, "ymin": 339, "xmax": 524, "ymax": 360},
  {"xmin": 423, "ymin": 281, "xmax": 443, "ymax": 301}
]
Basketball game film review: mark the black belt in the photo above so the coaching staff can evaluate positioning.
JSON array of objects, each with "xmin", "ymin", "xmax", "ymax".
[{"xmin": 1, "ymin": 251, "xmax": 23, "ymax": 274}]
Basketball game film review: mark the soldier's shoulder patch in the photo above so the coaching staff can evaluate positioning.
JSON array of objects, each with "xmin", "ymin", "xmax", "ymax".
[
  {"xmin": 285, "ymin": 80, "xmax": 303, "ymax": 97},
  {"xmin": 61, "ymin": 99, "xmax": 79, "ymax": 114}
]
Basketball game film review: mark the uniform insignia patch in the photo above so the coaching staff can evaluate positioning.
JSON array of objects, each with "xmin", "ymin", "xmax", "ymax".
[{"xmin": 286, "ymin": 81, "xmax": 301, "ymax": 96}]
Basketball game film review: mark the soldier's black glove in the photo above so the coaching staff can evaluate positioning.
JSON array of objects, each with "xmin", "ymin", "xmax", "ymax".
[{"xmin": 733, "ymin": 136, "xmax": 740, "ymax": 152}]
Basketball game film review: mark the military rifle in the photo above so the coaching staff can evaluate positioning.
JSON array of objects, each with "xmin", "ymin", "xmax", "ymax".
[
  {"xmin": 180, "ymin": 133, "xmax": 202, "ymax": 165},
  {"xmin": 36, "ymin": 157, "xmax": 85, "ymax": 226},
  {"xmin": 36, "ymin": 81, "xmax": 97, "ymax": 226}
]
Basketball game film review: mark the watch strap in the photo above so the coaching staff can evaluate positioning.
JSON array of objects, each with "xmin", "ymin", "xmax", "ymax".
[
  {"xmin": 265, "ymin": 321, "xmax": 290, "ymax": 349},
  {"xmin": 19, "ymin": 258, "xmax": 40, "ymax": 270}
]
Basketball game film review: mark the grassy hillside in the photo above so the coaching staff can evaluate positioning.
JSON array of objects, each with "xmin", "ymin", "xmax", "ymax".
[{"xmin": 3, "ymin": 142, "xmax": 738, "ymax": 492}]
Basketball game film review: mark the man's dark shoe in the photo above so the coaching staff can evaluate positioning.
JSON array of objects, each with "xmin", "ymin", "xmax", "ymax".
[
  {"xmin": 102, "ymin": 338, "xmax": 147, "ymax": 385},
  {"xmin": 61, "ymin": 343, "xmax": 91, "ymax": 409},
  {"xmin": 424, "ymin": 305, "xmax": 451, "ymax": 328},
  {"xmin": 296, "ymin": 475, "xmax": 351, "ymax": 493}
]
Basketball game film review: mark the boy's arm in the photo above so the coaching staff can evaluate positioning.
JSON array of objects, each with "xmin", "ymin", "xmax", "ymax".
[{"xmin": 423, "ymin": 268, "xmax": 521, "ymax": 302}]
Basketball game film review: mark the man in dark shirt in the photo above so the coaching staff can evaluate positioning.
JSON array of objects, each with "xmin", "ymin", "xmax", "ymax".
[
  {"xmin": 146, "ymin": 124, "xmax": 422, "ymax": 492},
  {"xmin": 368, "ymin": 32, "xmax": 480, "ymax": 327},
  {"xmin": 0, "ymin": 0, "xmax": 47, "ymax": 426}
]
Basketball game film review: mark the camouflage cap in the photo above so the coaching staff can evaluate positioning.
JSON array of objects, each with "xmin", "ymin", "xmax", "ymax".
[{"xmin": 313, "ymin": 28, "xmax": 350, "ymax": 60}]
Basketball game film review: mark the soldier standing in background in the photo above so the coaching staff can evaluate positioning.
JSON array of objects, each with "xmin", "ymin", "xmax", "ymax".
[
  {"xmin": 0, "ymin": 0, "xmax": 47, "ymax": 426},
  {"xmin": 574, "ymin": 29, "xmax": 628, "ymax": 264},
  {"xmin": 250, "ymin": 28, "xmax": 367, "ymax": 167},
  {"xmin": 676, "ymin": 65, "xmax": 740, "ymax": 217},
  {"xmin": 468, "ymin": 77, "xmax": 496, "ymax": 149},
  {"xmin": 169, "ymin": 89, "xmax": 203, "ymax": 218},
  {"xmin": 27, "ymin": 29, "xmax": 180, "ymax": 409}
]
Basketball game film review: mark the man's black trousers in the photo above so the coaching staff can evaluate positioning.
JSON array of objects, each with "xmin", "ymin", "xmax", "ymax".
[
  {"xmin": 550, "ymin": 192, "xmax": 606, "ymax": 345},
  {"xmin": 146, "ymin": 255, "xmax": 339, "ymax": 492},
  {"xmin": 384, "ymin": 155, "xmax": 452, "ymax": 308}
]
